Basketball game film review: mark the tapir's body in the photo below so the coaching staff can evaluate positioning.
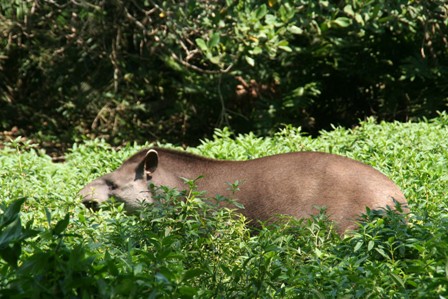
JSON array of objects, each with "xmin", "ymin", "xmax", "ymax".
[{"xmin": 80, "ymin": 148, "xmax": 408, "ymax": 233}]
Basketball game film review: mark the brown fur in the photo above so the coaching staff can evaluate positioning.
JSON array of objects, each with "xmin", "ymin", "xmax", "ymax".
[{"xmin": 80, "ymin": 148, "xmax": 408, "ymax": 234}]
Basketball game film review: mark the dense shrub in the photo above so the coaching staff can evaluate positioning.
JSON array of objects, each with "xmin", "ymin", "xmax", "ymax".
[
  {"xmin": 1, "ymin": 116, "xmax": 448, "ymax": 297},
  {"xmin": 1, "ymin": 0, "xmax": 447, "ymax": 146}
]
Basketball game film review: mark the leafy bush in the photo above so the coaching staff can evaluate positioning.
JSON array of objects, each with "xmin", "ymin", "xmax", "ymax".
[
  {"xmin": 1, "ymin": 116, "xmax": 448, "ymax": 297},
  {"xmin": 1, "ymin": 0, "xmax": 447, "ymax": 146}
]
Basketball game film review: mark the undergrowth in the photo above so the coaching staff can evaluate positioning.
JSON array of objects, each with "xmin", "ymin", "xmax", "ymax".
[{"xmin": 1, "ymin": 114, "xmax": 448, "ymax": 298}]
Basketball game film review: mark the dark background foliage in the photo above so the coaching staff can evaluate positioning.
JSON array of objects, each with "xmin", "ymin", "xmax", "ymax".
[{"xmin": 1, "ymin": 0, "xmax": 447, "ymax": 149}]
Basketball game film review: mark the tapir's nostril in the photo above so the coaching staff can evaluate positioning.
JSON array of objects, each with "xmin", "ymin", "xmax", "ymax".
[{"xmin": 82, "ymin": 199, "xmax": 100, "ymax": 211}]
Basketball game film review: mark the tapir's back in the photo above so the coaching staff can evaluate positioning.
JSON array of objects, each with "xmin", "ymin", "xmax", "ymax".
[{"xmin": 217, "ymin": 152, "xmax": 407, "ymax": 232}]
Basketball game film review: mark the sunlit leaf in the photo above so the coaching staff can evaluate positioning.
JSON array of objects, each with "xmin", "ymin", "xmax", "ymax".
[
  {"xmin": 196, "ymin": 38, "xmax": 208, "ymax": 52},
  {"xmin": 331, "ymin": 17, "xmax": 351, "ymax": 28},
  {"xmin": 209, "ymin": 33, "xmax": 220, "ymax": 48},
  {"xmin": 289, "ymin": 25, "xmax": 303, "ymax": 35},
  {"xmin": 245, "ymin": 55, "xmax": 255, "ymax": 66}
]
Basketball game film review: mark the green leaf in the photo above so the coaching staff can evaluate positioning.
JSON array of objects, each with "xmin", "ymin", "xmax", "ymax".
[
  {"xmin": 310, "ymin": 289, "xmax": 326, "ymax": 299},
  {"xmin": 0, "ymin": 243, "xmax": 21, "ymax": 267},
  {"xmin": 0, "ymin": 217, "xmax": 22, "ymax": 246},
  {"xmin": 183, "ymin": 268, "xmax": 207, "ymax": 281},
  {"xmin": 209, "ymin": 56, "xmax": 221, "ymax": 65},
  {"xmin": 367, "ymin": 240, "xmax": 375, "ymax": 251},
  {"xmin": 158, "ymin": 267, "xmax": 174, "ymax": 281},
  {"xmin": 354, "ymin": 241, "xmax": 363, "ymax": 252},
  {"xmin": 45, "ymin": 207, "xmax": 52, "ymax": 227},
  {"xmin": 343, "ymin": 5, "xmax": 354, "ymax": 16},
  {"xmin": 288, "ymin": 25, "xmax": 303, "ymax": 35},
  {"xmin": 354, "ymin": 13, "xmax": 364, "ymax": 25},
  {"xmin": 252, "ymin": 46, "xmax": 262, "ymax": 55},
  {"xmin": 278, "ymin": 40, "xmax": 292, "ymax": 52},
  {"xmin": 179, "ymin": 286, "xmax": 198, "ymax": 296},
  {"xmin": 391, "ymin": 273, "xmax": 405, "ymax": 288},
  {"xmin": 208, "ymin": 33, "xmax": 220, "ymax": 48},
  {"xmin": 1, "ymin": 198, "xmax": 26, "ymax": 226},
  {"xmin": 331, "ymin": 17, "xmax": 351, "ymax": 28},
  {"xmin": 231, "ymin": 200, "xmax": 245, "ymax": 209},
  {"xmin": 255, "ymin": 4, "xmax": 267, "ymax": 20},
  {"xmin": 375, "ymin": 247, "xmax": 389, "ymax": 259},
  {"xmin": 220, "ymin": 264, "xmax": 232, "ymax": 275},
  {"xmin": 195, "ymin": 38, "xmax": 208, "ymax": 52},
  {"xmin": 52, "ymin": 213, "xmax": 70, "ymax": 235},
  {"xmin": 279, "ymin": 45, "xmax": 292, "ymax": 52},
  {"xmin": 245, "ymin": 55, "xmax": 255, "ymax": 66}
]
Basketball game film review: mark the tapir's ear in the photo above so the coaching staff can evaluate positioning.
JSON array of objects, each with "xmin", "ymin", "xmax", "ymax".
[{"xmin": 144, "ymin": 149, "xmax": 158, "ymax": 174}]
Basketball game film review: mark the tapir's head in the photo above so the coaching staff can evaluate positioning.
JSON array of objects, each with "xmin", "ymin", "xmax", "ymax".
[{"xmin": 79, "ymin": 149, "xmax": 159, "ymax": 213}]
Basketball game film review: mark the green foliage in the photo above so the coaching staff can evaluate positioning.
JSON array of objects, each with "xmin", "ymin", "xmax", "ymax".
[
  {"xmin": 1, "ymin": 0, "xmax": 447, "ymax": 146},
  {"xmin": 1, "ymin": 117, "xmax": 448, "ymax": 297},
  {"xmin": 0, "ymin": 198, "xmax": 36, "ymax": 268}
]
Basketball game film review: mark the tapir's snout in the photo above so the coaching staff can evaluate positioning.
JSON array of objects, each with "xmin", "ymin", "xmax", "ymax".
[
  {"xmin": 82, "ymin": 198, "xmax": 100, "ymax": 211},
  {"xmin": 79, "ymin": 181, "xmax": 109, "ymax": 211},
  {"xmin": 79, "ymin": 188, "xmax": 101, "ymax": 211}
]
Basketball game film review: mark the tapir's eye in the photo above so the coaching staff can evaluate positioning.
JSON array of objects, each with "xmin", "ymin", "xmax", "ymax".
[{"xmin": 105, "ymin": 180, "xmax": 118, "ymax": 190}]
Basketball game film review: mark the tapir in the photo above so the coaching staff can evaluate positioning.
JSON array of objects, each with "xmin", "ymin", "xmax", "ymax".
[{"xmin": 79, "ymin": 148, "xmax": 408, "ymax": 233}]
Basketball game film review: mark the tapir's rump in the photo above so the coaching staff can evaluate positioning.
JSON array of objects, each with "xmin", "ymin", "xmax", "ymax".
[{"xmin": 79, "ymin": 148, "xmax": 408, "ymax": 234}]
